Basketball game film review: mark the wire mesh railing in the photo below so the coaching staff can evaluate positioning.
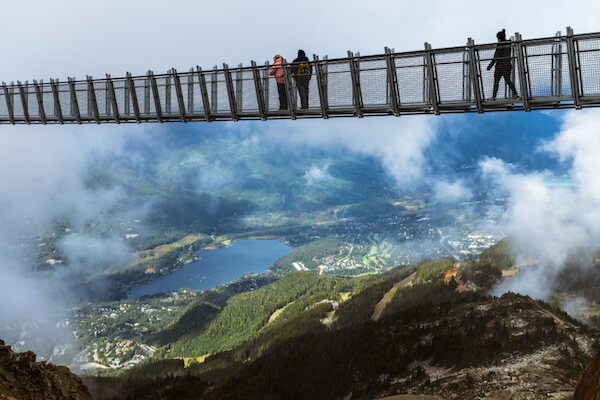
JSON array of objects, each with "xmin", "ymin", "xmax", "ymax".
[{"xmin": 1, "ymin": 27, "xmax": 600, "ymax": 124}]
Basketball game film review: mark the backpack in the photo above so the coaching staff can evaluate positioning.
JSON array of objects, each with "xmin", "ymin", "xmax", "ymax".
[{"xmin": 297, "ymin": 62, "xmax": 311, "ymax": 77}]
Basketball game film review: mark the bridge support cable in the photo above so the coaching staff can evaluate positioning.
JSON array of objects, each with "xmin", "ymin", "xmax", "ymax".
[
  {"xmin": 105, "ymin": 74, "xmax": 120, "ymax": 123},
  {"xmin": 348, "ymin": 51, "xmax": 364, "ymax": 118},
  {"xmin": 385, "ymin": 47, "xmax": 401, "ymax": 116},
  {"xmin": 196, "ymin": 67, "xmax": 212, "ymax": 122},
  {"xmin": 514, "ymin": 33, "xmax": 530, "ymax": 111},
  {"xmin": 313, "ymin": 55, "xmax": 329, "ymax": 119},
  {"xmin": 17, "ymin": 81, "xmax": 30, "ymax": 124},
  {"xmin": 49, "ymin": 79, "xmax": 63, "ymax": 124},
  {"xmin": 148, "ymin": 71, "xmax": 163, "ymax": 123},
  {"xmin": 566, "ymin": 27, "xmax": 582, "ymax": 108},
  {"xmin": 86, "ymin": 76, "xmax": 100, "ymax": 123},
  {"xmin": 223, "ymin": 63, "xmax": 239, "ymax": 121},
  {"xmin": 126, "ymin": 72, "xmax": 142, "ymax": 123},
  {"xmin": 251, "ymin": 61, "xmax": 267, "ymax": 120},
  {"xmin": 171, "ymin": 68, "xmax": 187, "ymax": 122},
  {"xmin": 33, "ymin": 80, "xmax": 46, "ymax": 124},
  {"xmin": 67, "ymin": 77, "xmax": 82, "ymax": 123},
  {"xmin": 424, "ymin": 43, "xmax": 440, "ymax": 115},
  {"xmin": 282, "ymin": 61, "xmax": 296, "ymax": 119}
]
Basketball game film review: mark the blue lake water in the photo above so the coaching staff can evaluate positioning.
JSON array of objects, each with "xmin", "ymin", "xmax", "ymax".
[{"xmin": 127, "ymin": 238, "xmax": 291, "ymax": 298}]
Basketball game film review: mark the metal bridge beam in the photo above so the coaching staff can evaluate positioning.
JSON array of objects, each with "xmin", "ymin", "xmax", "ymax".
[
  {"xmin": 68, "ymin": 77, "xmax": 82, "ymax": 123},
  {"xmin": 566, "ymin": 27, "xmax": 582, "ymax": 108},
  {"xmin": 17, "ymin": 81, "xmax": 30, "ymax": 124},
  {"xmin": 251, "ymin": 61, "xmax": 267, "ymax": 120},
  {"xmin": 149, "ymin": 71, "xmax": 163, "ymax": 123},
  {"xmin": 514, "ymin": 33, "xmax": 530, "ymax": 111},
  {"xmin": 33, "ymin": 80, "xmax": 46, "ymax": 124},
  {"xmin": 127, "ymin": 72, "xmax": 141, "ymax": 123},
  {"xmin": 313, "ymin": 55, "xmax": 329, "ymax": 119},
  {"xmin": 171, "ymin": 68, "xmax": 187, "ymax": 122},
  {"xmin": 86, "ymin": 76, "xmax": 100, "ymax": 124},
  {"xmin": 106, "ymin": 74, "xmax": 120, "ymax": 123},
  {"xmin": 348, "ymin": 51, "xmax": 364, "ymax": 117},
  {"xmin": 467, "ymin": 38, "xmax": 483, "ymax": 113},
  {"xmin": 424, "ymin": 43, "xmax": 440, "ymax": 115},
  {"xmin": 50, "ymin": 79, "xmax": 63, "ymax": 124},
  {"xmin": 385, "ymin": 47, "xmax": 400, "ymax": 116},
  {"xmin": 196, "ymin": 66, "xmax": 211, "ymax": 122},
  {"xmin": 2, "ymin": 82, "xmax": 15, "ymax": 124},
  {"xmin": 223, "ymin": 63, "xmax": 239, "ymax": 120}
]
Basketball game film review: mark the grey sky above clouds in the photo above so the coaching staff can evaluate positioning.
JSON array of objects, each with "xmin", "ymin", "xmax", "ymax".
[{"xmin": 2, "ymin": 0, "xmax": 600, "ymax": 82}]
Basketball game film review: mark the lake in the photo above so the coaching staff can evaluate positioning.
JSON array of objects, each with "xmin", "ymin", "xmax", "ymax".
[{"xmin": 127, "ymin": 238, "xmax": 291, "ymax": 298}]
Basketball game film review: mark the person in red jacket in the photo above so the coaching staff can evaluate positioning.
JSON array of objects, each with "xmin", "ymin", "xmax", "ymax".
[{"xmin": 269, "ymin": 54, "xmax": 288, "ymax": 110}]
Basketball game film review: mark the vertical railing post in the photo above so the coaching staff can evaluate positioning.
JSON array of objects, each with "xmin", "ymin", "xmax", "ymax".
[
  {"xmin": 313, "ymin": 55, "xmax": 328, "ymax": 118},
  {"xmin": 348, "ymin": 51, "xmax": 364, "ymax": 117},
  {"xmin": 424, "ymin": 43, "xmax": 440, "ymax": 114},
  {"xmin": 211, "ymin": 66, "xmax": 218, "ymax": 114},
  {"xmin": 144, "ymin": 71, "xmax": 151, "ymax": 116},
  {"xmin": 196, "ymin": 66, "xmax": 212, "ymax": 122},
  {"xmin": 263, "ymin": 61, "xmax": 270, "ymax": 111},
  {"xmin": 467, "ymin": 39, "xmax": 483, "ymax": 113},
  {"xmin": 566, "ymin": 27, "xmax": 581, "ymax": 108},
  {"xmin": 551, "ymin": 31, "xmax": 563, "ymax": 98},
  {"xmin": 149, "ymin": 70, "xmax": 163, "ymax": 123},
  {"xmin": 33, "ymin": 80, "xmax": 46, "ymax": 124},
  {"xmin": 514, "ymin": 33, "xmax": 530, "ymax": 111},
  {"xmin": 87, "ymin": 76, "xmax": 100, "ymax": 123},
  {"xmin": 165, "ymin": 72, "xmax": 172, "ymax": 115},
  {"xmin": 17, "ymin": 81, "xmax": 30, "ymax": 124},
  {"xmin": 236, "ymin": 63, "xmax": 243, "ymax": 112},
  {"xmin": 50, "ymin": 79, "xmax": 63, "ymax": 124},
  {"xmin": 281, "ymin": 59, "xmax": 296, "ymax": 119},
  {"xmin": 2, "ymin": 82, "xmax": 15, "ymax": 124},
  {"xmin": 123, "ymin": 74, "xmax": 130, "ymax": 116},
  {"xmin": 67, "ymin": 77, "xmax": 81, "ymax": 124},
  {"xmin": 251, "ymin": 61, "xmax": 267, "ymax": 120},
  {"xmin": 223, "ymin": 63, "xmax": 238, "ymax": 120},
  {"xmin": 127, "ymin": 72, "xmax": 141, "ymax": 123},
  {"xmin": 385, "ymin": 47, "xmax": 400, "ymax": 115},
  {"xmin": 188, "ymin": 68, "xmax": 194, "ymax": 115},
  {"xmin": 462, "ymin": 41, "xmax": 471, "ymax": 103},
  {"xmin": 106, "ymin": 74, "xmax": 120, "ymax": 123},
  {"xmin": 171, "ymin": 68, "xmax": 187, "ymax": 122}
]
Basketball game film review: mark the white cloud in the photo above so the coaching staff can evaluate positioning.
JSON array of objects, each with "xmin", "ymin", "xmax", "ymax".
[
  {"xmin": 304, "ymin": 163, "xmax": 331, "ymax": 185},
  {"xmin": 261, "ymin": 116, "xmax": 437, "ymax": 185},
  {"xmin": 433, "ymin": 179, "xmax": 473, "ymax": 203},
  {"xmin": 489, "ymin": 109, "xmax": 600, "ymax": 299}
]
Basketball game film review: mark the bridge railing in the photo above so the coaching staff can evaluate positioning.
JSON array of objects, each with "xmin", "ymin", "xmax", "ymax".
[{"xmin": 2, "ymin": 27, "xmax": 600, "ymax": 124}]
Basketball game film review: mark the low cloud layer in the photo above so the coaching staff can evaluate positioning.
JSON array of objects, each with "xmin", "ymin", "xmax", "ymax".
[
  {"xmin": 260, "ymin": 117, "xmax": 438, "ymax": 186},
  {"xmin": 487, "ymin": 110, "xmax": 600, "ymax": 299}
]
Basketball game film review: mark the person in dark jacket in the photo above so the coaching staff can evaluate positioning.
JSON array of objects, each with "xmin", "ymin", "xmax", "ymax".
[
  {"xmin": 291, "ymin": 49, "xmax": 312, "ymax": 109},
  {"xmin": 487, "ymin": 29, "xmax": 519, "ymax": 100}
]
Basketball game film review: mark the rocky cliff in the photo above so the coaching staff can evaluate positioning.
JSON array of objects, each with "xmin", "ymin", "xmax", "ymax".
[{"xmin": 0, "ymin": 339, "xmax": 92, "ymax": 400}]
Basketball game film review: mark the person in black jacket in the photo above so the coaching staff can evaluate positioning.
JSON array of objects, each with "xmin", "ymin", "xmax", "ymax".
[
  {"xmin": 487, "ymin": 29, "xmax": 519, "ymax": 100},
  {"xmin": 291, "ymin": 49, "xmax": 312, "ymax": 109}
]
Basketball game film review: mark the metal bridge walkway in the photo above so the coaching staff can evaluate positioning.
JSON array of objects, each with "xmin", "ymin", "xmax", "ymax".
[{"xmin": 3, "ymin": 27, "xmax": 600, "ymax": 125}]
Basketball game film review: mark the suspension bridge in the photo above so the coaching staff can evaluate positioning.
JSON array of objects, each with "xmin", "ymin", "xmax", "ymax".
[{"xmin": 2, "ymin": 27, "xmax": 599, "ymax": 125}]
